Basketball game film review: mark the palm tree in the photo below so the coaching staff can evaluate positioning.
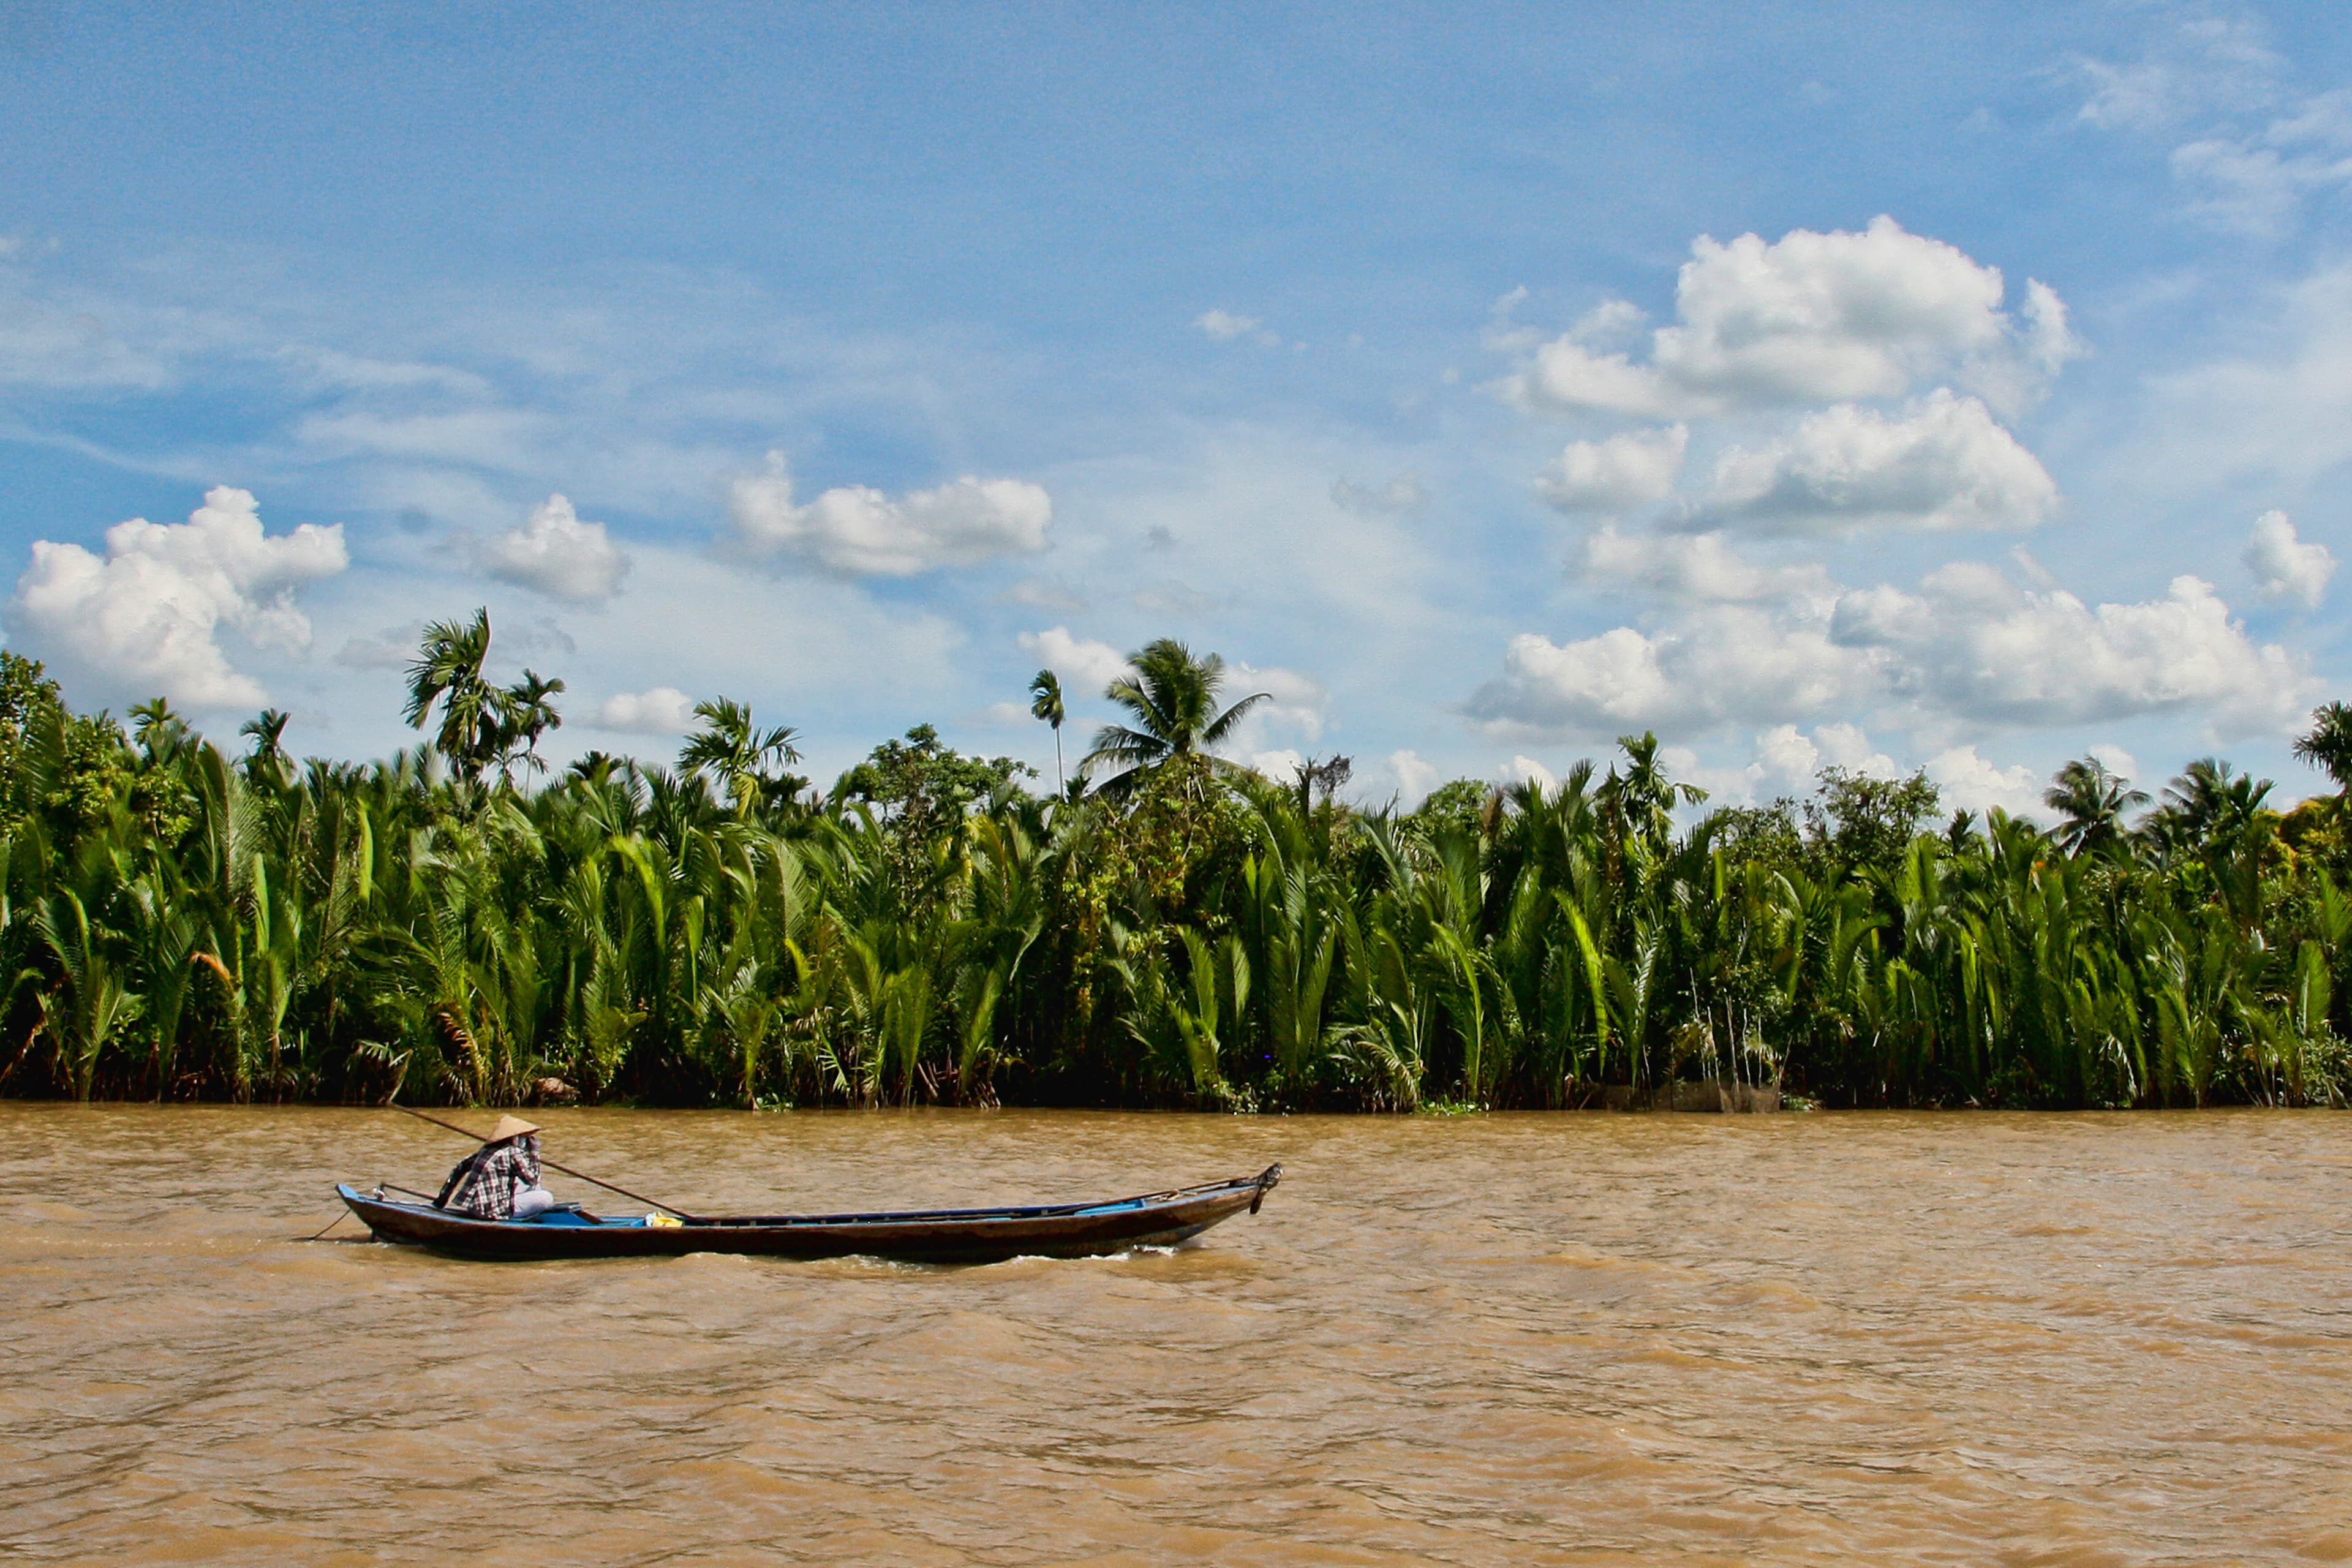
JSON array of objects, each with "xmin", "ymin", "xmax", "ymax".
[
  {"xmin": 2043, "ymin": 756, "xmax": 2149, "ymax": 856},
  {"xmin": 2145, "ymin": 757, "xmax": 2274, "ymax": 853},
  {"xmin": 495, "ymin": 670, "xmax": 566, "ymax": 782},
  {"xmin": 2293, "ymin": 701, "xmax": 2352, "ymax": 795},
  {"xmin": 404, "ymin": 610, "xmax": 500, "ymax": 778},
  {"xmin": 1080, "ymin": 638, "xmax": 1268, "ymax": 797},
  {"xmin": 679, "ymin": 697, "xmax": 802, "ymax": 816},
  {"xmin": 1027, "ymin": 669, "xmax": 1065, "ymax": 796},
  {"xmin": 237, "ymin": 707, "xmax": 292, "ymax": 788},
  {"xmin": 1600, "ymin": 732, "xmax": 1708, "ymax": 854},
  {"xmin": 129, "ymin": 698, "xmax": 189, "ymax": 764}
]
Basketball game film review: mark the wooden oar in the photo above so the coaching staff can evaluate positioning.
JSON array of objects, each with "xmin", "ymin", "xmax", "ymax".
[{"xmin": 390, "ymin": 1102, "xmax": 705, "ymax": 1221}]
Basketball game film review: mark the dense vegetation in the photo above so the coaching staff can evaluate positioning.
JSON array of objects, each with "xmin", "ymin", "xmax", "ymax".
[{"xmin": 6, "ymin": 615, "xmax": 2352, "ymax": 1112}]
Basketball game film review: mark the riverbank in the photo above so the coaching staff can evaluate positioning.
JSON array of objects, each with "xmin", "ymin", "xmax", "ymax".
[{"xmin": 6, "ymin": 647, "xmax": 2349, "ymax": 1115}]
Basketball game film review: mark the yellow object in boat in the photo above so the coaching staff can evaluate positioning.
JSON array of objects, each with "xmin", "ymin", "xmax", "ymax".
[{"xmin": 646, "ymin": 1213, "xmax": 684, "ymax": 1229}]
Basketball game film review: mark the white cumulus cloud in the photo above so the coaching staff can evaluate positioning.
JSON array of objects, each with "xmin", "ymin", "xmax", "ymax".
[
  {"xmin": 728, "ymin": 453, "xmax": 1052, "ymax": 576},
  {"xmin": 475, "ymin": 492, "xmax": 628, "ymax": 602},
  {"xmin": 1473, "ymin": 552, "xmax": 2307, "ymax": 744},
  {"xmin": 1501, "ymin": 755, "xmax": 1558, "ymax": 791},
  {"xmin": 1468, "ymin": 607, "xmax": 1868, "ymax": 737},
  {"xmin": 2242, "ymin": 508, "xmax": 2335, "ymax": 608},
  {"xmin": 1701, "ymin": 391, "xmax": 2057, "ymax": 534},
  {"xmin": 595, "ymin": 686, "xmax": 698, "ymax": 736},
  {"xmin": 1538, "ymin": 425, "xmax": 1688, "ymax": 512},
  {"xmin": 1926, "ymin": 745, "xmax": 2043, "ymax": 817},
  {"xmin": 9, "ymin": 485, "xmax": 348, "ymax": 709},
  {"xmin": 1017, "ymin": 627, "xmax": 1133, "ymax": 697},
  {"xmin": 1250, "ymin": 748, "xmax": 1306, "ymax": 782},
  {"xmin": 1831, "ymin": 563, "xmax": 2307, "ymax": 733},
  {"xmin": 1499, "ymin": 217, "xmax": 2069, "ymax": 417},
  {"xmin": 1385, "ymin": 748, "xmax": 1441, "ymax": 807}
]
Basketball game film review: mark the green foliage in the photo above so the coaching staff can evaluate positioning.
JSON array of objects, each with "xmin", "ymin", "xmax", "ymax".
[
  {"xmin": 1082, "ymin": 637, "xmax": 1268, "ymax": 797},
  {"xmin": 4, "ymin": 633, "xmax": 2350, "ymax": 1115},
  {"xmin": 1802, "ymin": 767, "xmax": 1943, "ymax": 873},
  {"xmin": 1411, "ymin": 778, "xmax": 1493, "ymax": 840}
]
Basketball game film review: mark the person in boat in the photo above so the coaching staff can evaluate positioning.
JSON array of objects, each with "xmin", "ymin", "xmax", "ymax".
[{"xmin": 435, "ymin": 1114, "xmax": 558, "ymax": 1219}]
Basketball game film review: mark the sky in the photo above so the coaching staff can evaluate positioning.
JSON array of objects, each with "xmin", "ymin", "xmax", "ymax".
[{"xmin": 6, "ymin": 1, "xmax": 2352, "ymax": 814}]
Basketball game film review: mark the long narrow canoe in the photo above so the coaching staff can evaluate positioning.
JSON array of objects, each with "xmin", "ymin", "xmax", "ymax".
[{"xmin": 335, "ymin": 1164, "xmax": 1281, "ymax": 1264}]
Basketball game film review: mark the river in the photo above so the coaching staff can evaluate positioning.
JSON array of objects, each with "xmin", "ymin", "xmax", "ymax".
[{"xmin": 5, "ymin": 1104, "xmax": 2351, "ymax": 1564}]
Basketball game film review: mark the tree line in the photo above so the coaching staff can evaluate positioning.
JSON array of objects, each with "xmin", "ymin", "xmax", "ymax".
[{"xmin": 4, "ymin": 611, "xmax": 2351, "ymax": 1112}]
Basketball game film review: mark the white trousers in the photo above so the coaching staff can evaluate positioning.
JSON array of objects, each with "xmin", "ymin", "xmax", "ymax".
[{"xmin": 512, "ymin": 1186, "xmax": 556, "ymax": 1218}]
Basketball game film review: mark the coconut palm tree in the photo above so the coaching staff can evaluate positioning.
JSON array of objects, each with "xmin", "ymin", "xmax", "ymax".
[
  {"xmin": 679, "ymin": 697, "xmax": 802, "ymax": 816},
  {"xmin": 2144, "ymin": 757, "xmax": 2274, "ymax": 854},
  {"xmin": 404, "ymin": 610, "xmax": 500, "ymax": 778},
  {"xmin": 2043, "ymin": 756, "xmax": 2149, "ymax": 856},
  {"xmin": 1027, "ymin": 669, "xmax": 1065, "ymax": 796},
  {"xmin": 2293, "ymin": 701, "xmax": 2352, "ymax": 795},
  {"xmin": 1080, "ymin": 638, "xmax": 1268, "ymax": 797},
  {"xmin": 129, "ymin": 698, "xmax": 190, "ymax": 765}
]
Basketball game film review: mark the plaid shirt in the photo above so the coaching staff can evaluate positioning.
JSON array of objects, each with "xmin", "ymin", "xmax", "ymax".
[{"xmin": 435, "ymin": 1135, "xmax": 542, "ymax": 1219}]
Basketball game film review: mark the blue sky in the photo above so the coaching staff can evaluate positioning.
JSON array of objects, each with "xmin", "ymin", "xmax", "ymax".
[{"xmin": 6, "ymin": 1, "xmax": 2352, "ymax": 812}]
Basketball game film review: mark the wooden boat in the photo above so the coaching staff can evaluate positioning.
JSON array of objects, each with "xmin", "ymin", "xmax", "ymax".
[{"xmin": 334, "ymin": 1164, "xmax": 1281, "ymax": 1264}]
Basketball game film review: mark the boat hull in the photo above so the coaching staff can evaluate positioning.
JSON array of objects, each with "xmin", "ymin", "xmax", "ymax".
[{"xmin": 335, "ymin": 1166, "xmax": 1280, "ymax": 1264}]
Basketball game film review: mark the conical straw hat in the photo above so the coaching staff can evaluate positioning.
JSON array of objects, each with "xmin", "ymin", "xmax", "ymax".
[{"xmin": 488, "ymin": 1114, "xmax": 540, "ymax": 1143}]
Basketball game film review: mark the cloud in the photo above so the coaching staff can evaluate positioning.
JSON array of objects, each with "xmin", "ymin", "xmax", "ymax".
[
  {"xmin": 1331, "ymin": 473, "xmax": 1430, "ymax": 518},
  {"xmin": 1000, "ymin": 576, "xmax": 1087, "ymax": 612},
  {"xmin": 2075, "ymin": 17, "xmax": 2279, "ymax": 132},
  {"xmin": 2242, "ymin": 508, "xmax": 2335, "ymax": 608},
  {"xmin": 727, "ymin": 453, "xmax": 1052, "ymax": 576},
  {"xmin": 1498, "ymin": 217, "xmax": 2066, "ymax": 416},
  {"xmin": 1802, "ymin": 720, "xmax": 1898, "ymax": 779},
  {"xmin": 1665, "ymin": 722, "xmax": 1916, "ymax": 810},
  {"xmin": 9, "ymin": 485, "xmax": 348, "ymax": 709},
  {"xmin": 1569, "ymin": 298, "xmax": 1648, "ymax": 348},
  {"xmin": 1755, "ymin": 723, "xmax": 1823, "ymax": 787},
  {"xmin": 2089, "ymin": 743, "xmax": 2140, "ymax": 783},
  {"xmin": 1577, "ymin": 524, "xmax": 1833, "ymax": 604},
  {"xmin": 1700, "ymin": 391, "xmax": 2057, "ymax": 534},
  {"xmin": 474, "ymin": 492, "xmax": 628, "ymax": 602},
  {"xmin": 595, "ymin": 686, "xmax": 698, "ymax": 736},
  {"xmin": 1133, "ymin": 580, "xmax": 1217, "ymax": 616},
  {"xmin": 2142, "ymin": 264, "xmax": 2352, "ymax": 488},
  {"xmin": 2171, "ymin": 134, "xmax": 2352, "ymax": 237},
  {"xmin": 1226, "ymin": 661, "xmax": 1330, "ymax": 750},
  {"xmin": 335, "ymin": 620, "xmax": 427, "ymax": 669},
  {"xmin": 1926, "ymin": 744, "xmax": 2043, "ymax": 817},
  {"xmin": 1468, "ymin": 607, "xmax": 1868, "ymax": 737},
  {"xmin": 1385, "ymin": 748, "xmax": 1440, "ymax": 807},
  {"xmin": 2076, "ymin": 22, "xmax": 2352, "ymax": 236},
  {"xmin": 1017, "ymin": 627, "xmax": 1132, "ymax": 696},
  {"xmin": 1537, "ymin": 425, "xmax": 1687, "ymax": 512},
  {"xmin": 1474, "ymin": 557, "xmax": 2307, "ymax": 743},
  {"xmin": 1196, "ymin": 309, "xmax": 1279, "ymax": 346},
  {"xmin": 1250, "ymin": 748, "xmax": 1306, "ymax": 782},
  {"xmin": 1501, "ymin": 755, "xmax": 1557, "ymax": 791},
  {"xmin": 1832, "ymin": 563, "xmax": 2307, "ymax": 734}
]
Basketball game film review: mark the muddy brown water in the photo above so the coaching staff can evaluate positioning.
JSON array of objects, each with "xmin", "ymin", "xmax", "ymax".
[{"xmin": 6, "ymin": 1105, "xmax": 2352, "ymax": 1565}]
